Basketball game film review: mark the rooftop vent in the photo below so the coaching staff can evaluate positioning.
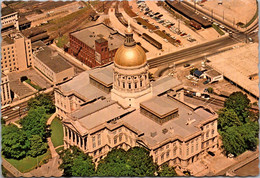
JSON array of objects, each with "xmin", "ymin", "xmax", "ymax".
[
  {"xmin": 186, "ymin": 117, "xmax": 196, "ymax": 125},
  {"xmin": 89, "ymin": 35, "xmax": 93, "ymax": 37},
  {"xmin": 150, "ymin": 132, "xmax": 157, "ymax": 137},
  {"xmin": 162, "ymin": 128, "xmax": 168, "ymax": 134}
]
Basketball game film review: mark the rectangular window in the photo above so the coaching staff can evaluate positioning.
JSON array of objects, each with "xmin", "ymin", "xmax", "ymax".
[
  {"xmin": 98, "ymin": 134, "xmax": 101, "ymax": 146},
  {"xmin": 92, "ymin": 136, "xmax": 96, "ymax": 148},
  {"xmin": 186, "ymin": 144, "xmax": 189, "ymax": 156},
  {"xmin": 166, "ymin": 151, "xmax": 169, "ymax": 158}
]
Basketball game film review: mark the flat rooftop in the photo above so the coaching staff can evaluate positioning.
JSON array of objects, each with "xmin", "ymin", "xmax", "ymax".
[
  {"xmin": 71, "ymin": 23, "xmax": 125, "ymax": 51},
  {"xmin": 151, "ymin": 75, "xmax": 182, "ymax": 96},
  {"xmin": 60, "ymin": 70, "xmax": 108, "ymax": 101},
  {"xmin": 204, "ymin": 69, "xmax": 222, "ymax": 78},
  {"xmin": 207, "ymin": 43, "xmax": 258, "ymax": 98},
  {"xmin": 141, "ymin": 96, "xmax": 179, "ymax": 117},
  {"xmin": 1, "ymin": 6, "xmax": 16, "ymax": 17},
  {"xmin": 2, "ymin": 36, "xmax": 14, "ymax": 46},
  {"xmin": 88, "ymin": 64, "xmax": 114, "ymax": 86},
  {"xmin": 75, "ymin": 100, "xmax": 134, "ymax": 130},
  {"xmin": 34, "ymin": 42, "xmax": 73, "ymax": 73},
  {"xmin": 122, "ymin": 95, "xmax": 215, "ymax": 147}
]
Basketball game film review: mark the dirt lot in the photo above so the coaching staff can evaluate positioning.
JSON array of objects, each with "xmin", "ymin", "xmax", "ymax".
[{"xmin": 201, "ymin": 0, "xmax": 257, "ymax": 26}]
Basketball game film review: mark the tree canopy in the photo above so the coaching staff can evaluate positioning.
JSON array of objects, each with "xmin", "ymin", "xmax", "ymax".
[
  {"xmin": 20, "ymin": 106, "xmax": 48, "ymax": 140},
  {"xmin": 158, "ymin": 163, "xmax": 178, "ymax": 177},
  {"xmin": 217, "ymin": 108, "xmax": 241, "ymax": 131},
  {"xmin": 224, "ymin": 92, "xmax": 250, "ymax": 122},
  {"xmin": 59, "ymin": 146, "xmax": 95, "ymax": 177},
  {"xmin": 28, "ymin": 93, "xmax": 55, "ymax": 114},
  {"xmin": 96, "ymin": 147, "xmax": 157, "ymax": 177},
  {"xmin": 218, "ymin": 92, "xmax": 259, "ymax": 156},
  {"xmin": 29, "ymin": 135, "xmax": 48, "ymax": 157},
  {"xmin": 2, "ymin": 126, "xmax": 30, "ymax": 159}
]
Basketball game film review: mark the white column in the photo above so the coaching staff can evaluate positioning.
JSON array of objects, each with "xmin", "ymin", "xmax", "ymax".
[
  {"xmin": 79, "ymin": 135, "xmax": 82, "ymax": 149},
  {"xmin": 83, "ymin": 137, "xmax": 85, "ymax": 151}
]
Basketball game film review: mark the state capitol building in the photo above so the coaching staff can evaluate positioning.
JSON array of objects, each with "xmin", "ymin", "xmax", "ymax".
[{"xmin": 54, "ymin": 25, "xmax": 219, "ymax": 171}]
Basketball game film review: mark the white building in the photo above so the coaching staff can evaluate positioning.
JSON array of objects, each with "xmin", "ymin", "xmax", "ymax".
[{"xmin": 54, "ymin": 26, "xmax": 219, "ymax": 172}]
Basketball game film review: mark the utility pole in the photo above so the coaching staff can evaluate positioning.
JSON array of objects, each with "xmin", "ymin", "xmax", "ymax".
[
  {"xmin": 178, "ymin": 19, "xmax": 180, "ymax": 32},
  {"xmin": 245, "ymin": 20, "xmax": 248, "ymax": 43},
  {"xmin": 194, "ymin": 0, "xmax": 196, "ymax": 13},
  {"xmin": 211, "ymin": 9, "xmax": 213, "ymax": 21}
]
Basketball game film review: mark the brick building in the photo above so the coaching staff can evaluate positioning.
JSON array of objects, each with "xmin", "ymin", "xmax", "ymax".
[{"xmin": 68, "ymin": 23, "xmax": 125, "ymax": 68}]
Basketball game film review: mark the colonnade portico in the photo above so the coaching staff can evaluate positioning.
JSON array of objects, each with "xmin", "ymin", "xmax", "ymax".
[{"xmin": 63, "ymin": 125, "xmax": 87, "ymax": 152}]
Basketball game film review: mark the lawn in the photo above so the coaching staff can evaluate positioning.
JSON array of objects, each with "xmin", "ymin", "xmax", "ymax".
[
  {"xmin": 4, "ymin": 150, "xmax": 51, "ymax": 173},
  {"xmin": 50, "ymin": 117, "xmax": 64, "ymax": 148},
  {"xmin": 56, "ymin": 35, "xmax": 69, "ymax": 48},
  {"xmin": 212, "ymin": 24, "xmax": 225, "ymax": 36},
  {"xmin": 24, "ymin": 79, "xmax": 42, "ymax": 91}
]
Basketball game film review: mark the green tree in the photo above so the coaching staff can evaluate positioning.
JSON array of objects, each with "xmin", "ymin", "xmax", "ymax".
[
  {"xmin": 238, "ymin": 121, "xmax": 259, "ymax": 151},
  {"xmin": 20, "ymin": 107, "xmax": 48, "ymax": 140},
  {"xmin": 207, "ymin": 87, "xmax": 213, "ymax": 93},
  {"xmin": 71, "ymin": 156, "xmax": 96, "ymax": 177},
  {"xmin": 96, "ymin": 149, "xmax": 132, "ymax": 176},
  {"xmin": 219, "ymin": 126, "xmax": 246, "ymax": 156},
  {"xmin": 97, "ymin": 147, "xmax": 157, "ymax": 176},
  {"xmin": 127, "ymin": 147, "xmax": 157, "ymax": 176},
  {"xmin": 29, "ymin": 135, "xmax": 48, "ymax": 157},
  {"xmin": 2, "ymin": 127, "xmax": 30, "ymax": 159},
  {"xmin": 28, "ymin": 93, "xmax": 55, "ymax": 114},
  {"xmin": 158, "ymin": 163, "xmax": 178, "ymax": 177},
  {"xmin": 224, "ymin": 92, "xmax": 250, "ymax": 122},
  {"xmin": 59, "ymin": 146, "xmax": 95, "ymax": 177},
  {"xmin": 217, "ymin": 108, "xmax": 242, "ymax": 131}
]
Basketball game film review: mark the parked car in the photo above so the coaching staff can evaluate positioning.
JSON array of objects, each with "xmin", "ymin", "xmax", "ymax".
[
  {"xmin": 203, "ymin": 80, "xmax": 209, "ymax": 85},
  {"xmin": 184, "ymin": 63, "xmax": 190, "ymax": 68}
]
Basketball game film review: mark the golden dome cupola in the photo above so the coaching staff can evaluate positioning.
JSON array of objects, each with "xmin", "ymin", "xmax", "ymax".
[{"xmin": 114, "ymin": 21, "xmax": 147, "ymax": 67}]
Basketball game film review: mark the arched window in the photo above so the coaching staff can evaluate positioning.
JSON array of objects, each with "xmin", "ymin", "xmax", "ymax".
[
  {"xmin": 140, "ymin": 81, "xmax": 142, "ymax": 87},
  {"xmin": 128, "ymin": 83, "xmax": 131, "ymax": 89},
  {"xmin": 123, "ymin": 82, "xmax": 125, "ymax": 88}
]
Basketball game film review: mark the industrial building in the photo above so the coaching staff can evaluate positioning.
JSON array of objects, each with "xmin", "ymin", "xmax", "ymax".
[{"xmin": 68, "ymin": 23, "xmax": 125, "ymax": 68}]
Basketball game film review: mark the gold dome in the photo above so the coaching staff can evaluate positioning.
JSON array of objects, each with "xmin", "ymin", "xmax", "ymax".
[{"xmin": 114, "ymin": 44, "xmax": 146, "ymax": 67}]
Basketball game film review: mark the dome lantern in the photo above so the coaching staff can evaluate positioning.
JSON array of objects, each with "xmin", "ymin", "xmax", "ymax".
[{"xmin": 114, "ymin": 20, "xmax": 147, "ymax": 67}]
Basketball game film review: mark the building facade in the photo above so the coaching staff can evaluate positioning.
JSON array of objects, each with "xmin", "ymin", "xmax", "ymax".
[
  {"xmin": 68, "ymin": 23, "xmax": 125, "ymax": 68},
  {"xmin": 32, "ymin": 41, "xmax": 75, "ymax": 85},
  {"xmin": 1, "ymin": 73, "xmax": 12, "ymax": 106},
  {"xmin": 55, "ymin": 26, "xmax": 219, "ymax": 172},
  {"xmin": 1, "ymin": 32, "xmax": 33, "ymax": 74},
  {"xmin": 1, "ymin": 3, "xmax": 19, "ymax": 31}
]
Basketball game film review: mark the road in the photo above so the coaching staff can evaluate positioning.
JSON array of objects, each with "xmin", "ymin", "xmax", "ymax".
[
  {"xmin": 1, "ymin": 91, "xmax": 54, "ymax": 124},
  {"xmin": 148, "ymin": 35, "xmax": 234, "ymax": 68}
]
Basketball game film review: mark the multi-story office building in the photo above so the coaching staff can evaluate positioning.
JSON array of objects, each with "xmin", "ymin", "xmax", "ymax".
[
  {"xmin": 1, "ymin": 31, "xmax": 33, "ymax": 73},
  {"xmin": 1, "ymin": 3, "xmax": 19, "ymax": 31}
]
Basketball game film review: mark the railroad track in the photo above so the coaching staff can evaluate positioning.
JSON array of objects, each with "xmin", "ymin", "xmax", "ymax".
[
  {"xmin": 148, "ymin": 36, "xmax": 235, "ymax": 68},
  {"xmin": 184, "ymin": 90, "xmax": 225, "ymax": 107}
]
